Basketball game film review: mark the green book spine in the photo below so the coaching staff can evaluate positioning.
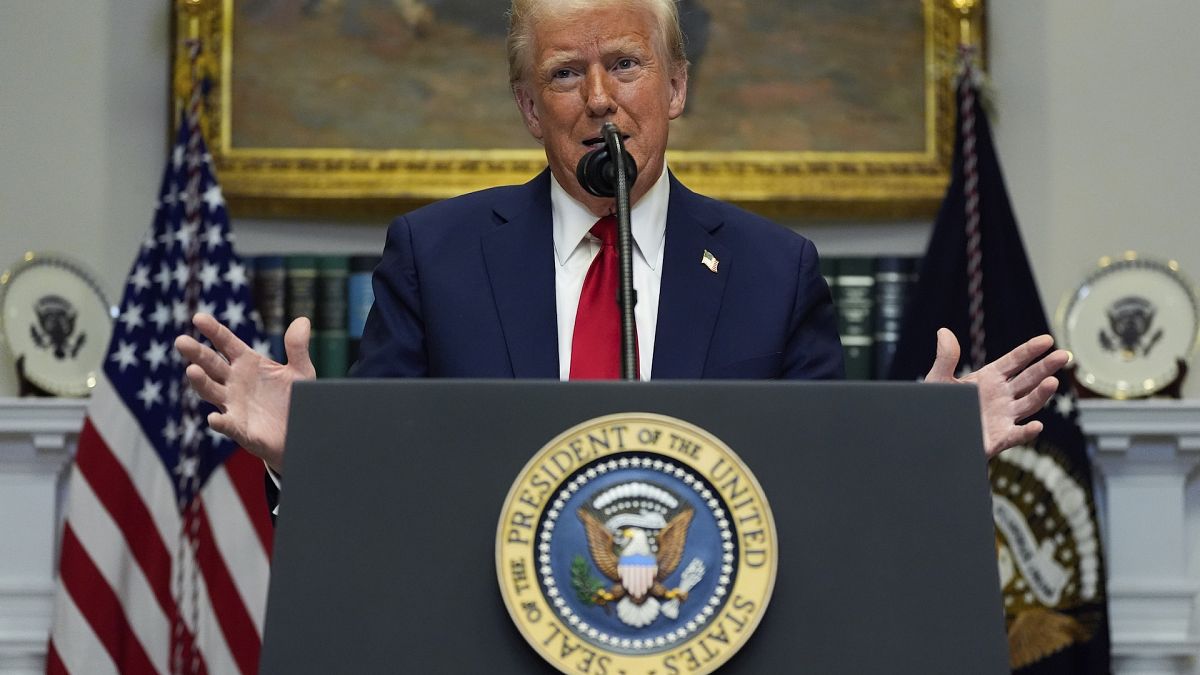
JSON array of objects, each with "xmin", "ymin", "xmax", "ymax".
[
  {"xmin": 252, "ymin": 255, "xmax": 286, "ymax": 362},
  {"xmin": 285, "ymin": 255, "xmax": 318, "ymax": 368},
  {"xmin": 834, "ymin": 256, "xmax": 875, "ymax": 380},
  {"xmin": 315, "ymin": 256, "xmax": 350, "ymax": 378}
]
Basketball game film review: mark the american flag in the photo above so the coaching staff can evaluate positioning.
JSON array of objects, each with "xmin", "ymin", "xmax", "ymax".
[{"xmin": 47, "ymin": 64, "xmax": 274, "ymax": 674}]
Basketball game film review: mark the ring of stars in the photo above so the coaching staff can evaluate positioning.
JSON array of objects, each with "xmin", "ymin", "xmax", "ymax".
[{"xmin": 536, "ymin": 455, "xmax": 735, "ymax": 654}]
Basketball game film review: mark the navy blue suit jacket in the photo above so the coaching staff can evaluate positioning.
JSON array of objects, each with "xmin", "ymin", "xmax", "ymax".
[{"xmin": 352, "ymin": 170, "xmax": 844, "ymax": 380}]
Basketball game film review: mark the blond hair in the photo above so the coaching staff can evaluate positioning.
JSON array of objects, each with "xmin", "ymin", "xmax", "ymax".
[{"xmin": 506, "ymin": 0, "xmax": 687, "ymax": 85}]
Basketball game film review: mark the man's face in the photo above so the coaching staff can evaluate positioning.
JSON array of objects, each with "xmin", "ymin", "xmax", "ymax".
[{"xmin": 514, "ymin": 5, "xmax": 687, "ymax": 216}]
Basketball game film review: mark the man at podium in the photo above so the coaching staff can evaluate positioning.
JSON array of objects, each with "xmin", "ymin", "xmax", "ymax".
[{"xmin": 175, "ymin": 0, "xmax": 1066, "ymax": 479}]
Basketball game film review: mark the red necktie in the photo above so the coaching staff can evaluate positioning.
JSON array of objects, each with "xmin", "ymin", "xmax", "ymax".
[{"xmin": 570, "ymin": 216, "xmax": 635, "ymax": 379}]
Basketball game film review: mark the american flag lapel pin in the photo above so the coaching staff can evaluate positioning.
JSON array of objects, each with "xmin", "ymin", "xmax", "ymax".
[{"xmin": 701, "ymin": 249, "xmax": 719, "ymax": 273}]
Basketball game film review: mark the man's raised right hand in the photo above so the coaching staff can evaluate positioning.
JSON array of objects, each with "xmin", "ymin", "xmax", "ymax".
[{"xmin": 174, "ymin": 313, "xmax": 316, "ymax": 473}]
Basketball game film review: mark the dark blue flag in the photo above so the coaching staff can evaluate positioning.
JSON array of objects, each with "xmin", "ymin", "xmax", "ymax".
[{"xmin": 888, "ymin": 56, "xmax": 1111, "ymax": 673}]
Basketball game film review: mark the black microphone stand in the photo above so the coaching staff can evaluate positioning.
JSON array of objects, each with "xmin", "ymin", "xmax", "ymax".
[{"xmin": 600, "ymin": 123, "xmax": 638, "ymax": 381}]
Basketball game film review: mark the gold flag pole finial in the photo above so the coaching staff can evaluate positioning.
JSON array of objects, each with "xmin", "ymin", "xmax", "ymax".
[
  {"xmin": 951, "ymin": 0, "xmax": 978, "ymax": 48},
  {"xmin": 181, "ymin": 0, "xmax": 204, "ymax": 39},
  {"xmin": 174, "ymin": 0, "xmax": 216, "ymax": 129}
]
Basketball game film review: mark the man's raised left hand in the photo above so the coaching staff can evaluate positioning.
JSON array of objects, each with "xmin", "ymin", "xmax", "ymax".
[{"xmin": 924, "ymin": 328, "xmax": 1069, "ymax": 458}]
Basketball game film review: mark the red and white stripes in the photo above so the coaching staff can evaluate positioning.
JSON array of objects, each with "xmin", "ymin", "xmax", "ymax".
[{"xmin": 47, "ymin": 375, "xmax": 272, "ymax": 675}]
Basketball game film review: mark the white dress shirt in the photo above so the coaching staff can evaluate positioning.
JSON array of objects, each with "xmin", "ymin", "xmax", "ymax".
[{"xmin": 550, "ymin": 166, "xmax": 669, "ymax": 381}]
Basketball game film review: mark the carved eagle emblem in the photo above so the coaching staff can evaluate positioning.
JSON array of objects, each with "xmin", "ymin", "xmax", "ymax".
[{"xmin": 577, "ymin": 507, "xmax": 695, "ymax": 627}]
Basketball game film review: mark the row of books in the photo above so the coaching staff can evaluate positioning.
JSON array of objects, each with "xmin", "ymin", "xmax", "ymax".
[
  {"xmin": 246, "ymin": 255, "xmax": 381, "ymax": 378},
  {"xmin": 243, "ymin": 253, "xmax": 922, "ymax": 380},
  {"xmin": 821, "ymin": 256, "xmax": 922, "ymax": 380}
]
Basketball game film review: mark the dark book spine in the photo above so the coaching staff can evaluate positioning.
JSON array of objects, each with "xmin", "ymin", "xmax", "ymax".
[
  {"xmin": 347, "ymin": 255, "xmax": 380, "ymax": 368},
  {"xmin": 834, "ymin": 257, "xmax": 875, "ymax": 380},
  {"xmin": 873, "ymin": 256, "xmax": 918, "ymax": 379},
  {"xmin": 315, "ymin": 256, "xmax": 350, "ymax": 378},
  {"xmin": 285, "ymin": 255, "xmax": 318, "ymax": 367},
  {"xmin": 252, "ymin": 256, "xmax": 286, "ymax": 362}
]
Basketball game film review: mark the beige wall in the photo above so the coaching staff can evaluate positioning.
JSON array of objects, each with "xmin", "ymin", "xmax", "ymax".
[
  {"xmin": 0, "ymin": 0, "xmax": 170, "ymax": 395},
  {"xmin": 1, "ymin": 1, "xmax": 1197, "ymax": 397},
  {"xmin": 991, "ymin": 1, "xmax": 1199, "ymax": 376}
]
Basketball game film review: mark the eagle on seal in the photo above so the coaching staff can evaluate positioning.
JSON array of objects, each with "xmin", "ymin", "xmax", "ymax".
[{"xmin": 577, "ymin": 507, "xmax": 694, "ymax": 610}]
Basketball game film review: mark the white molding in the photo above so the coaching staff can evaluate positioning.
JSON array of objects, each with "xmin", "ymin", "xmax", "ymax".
[
  {"xmin": 0, "ymin": 582, "xmax": 54, "ymax": 628},
  {"xmin": 0, "ymin": 399, "xmax": 84, "ymax": 675},
  {"xmin": 0, "ymin": 398, "xmax": 86, "ymax": 437},
  {"xmin": 0, "ymin": 582, "xmax": 54, "ymax": 674},
  {"xmin": 1079, "ymin": 400, "xmax": 1200, "ymax": 454},
  {"xmin": 1079, "ymin": 399, "xmax": 1200, "ymax": 675},
  {"xmin": 0, "ymin": 398, "xmax": 85, "ymax": 468}
]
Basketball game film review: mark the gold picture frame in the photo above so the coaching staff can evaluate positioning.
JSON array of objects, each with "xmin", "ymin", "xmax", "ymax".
[{"xmin": 173, "ymin": 0, "xmax": 984, "ymax": 220}]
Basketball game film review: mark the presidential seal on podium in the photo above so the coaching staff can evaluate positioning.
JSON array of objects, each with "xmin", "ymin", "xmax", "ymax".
[{"xmin": 497, "ymin": 413, "xmax": 777, "ymax": 674}]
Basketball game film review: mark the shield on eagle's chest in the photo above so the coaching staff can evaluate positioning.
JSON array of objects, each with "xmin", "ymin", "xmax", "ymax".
[{"xmin": 618, "ymin": 554, "xmax": 657, "ymax": 601}]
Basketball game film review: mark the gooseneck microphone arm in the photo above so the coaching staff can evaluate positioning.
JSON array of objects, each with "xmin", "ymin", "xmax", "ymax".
[
  {"xmin": 602, "ymin": 123, "xmax": 638, "ymax": 381},
  {"xmin": 574, "ymin": 122, "xmax": 639, "ymax": 381}
]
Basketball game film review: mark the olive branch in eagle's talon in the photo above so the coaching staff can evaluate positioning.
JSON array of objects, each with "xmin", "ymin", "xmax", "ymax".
[{"xmin": 570, "ymin": 555, "xmax": 608, "ymax": 606}]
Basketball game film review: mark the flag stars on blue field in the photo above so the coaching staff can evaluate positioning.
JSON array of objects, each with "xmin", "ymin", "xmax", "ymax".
[
  {"xmin": 172, "ymin": 299, "xmax": 191, "ymax": 329},
  {"xmin": 163, "ymin": 417, "xmax": 180, "ymax": 444},
  {"xmin": 196, "ymin": 299, "xmax": 217, "ymax": 320},
  {"xmin": 221, "ymin": 301, "xmax": 247, "ymax": 331},
  {"xmin": 129, "ymin": 265, "xmax": 151, "ymax": 294},
  {"xmin": 144, "ymin": 340, "xmax": 169, "ymax": 372},
  {"xmin": 223, "ymin": 261, "xmax": 247, "ymax": 290},
  {"xmin": 198, "ymin": 262, "xmax": 221, "ymax": 291},
  {"xmin": 163, "ymin": 182, "xmax": 179, "ymax": 209},
  {"xmin": 149, "ymin": 303, "xmax": 171, "ymax": 332},
  {"xmin": 172, "ymin": 260, "xmax": 190, "ymax": 289},
  {"xmin": 110, "ymin": 340, "xmax": 139, "ymax": 372},
  {"xmin": 119, "ymin": 304, "xmax": 144, "ymax": 332},
  {"xmin": 175, "ymin": 455, "xmax": 199, "ymax": 481},
  {"xmin": 179, "ymin": 188, "xmax": 199, "ymax": 214},
  {"xmin": 184, "ymin": 385, "xmax": 203, "ymax": 409},
  {"xmin": 155, "ymin": 263, "xmax": 172, "ymax": 292},
  {"xmin": 137, "ymin": 379, "xmax": 163, "ymax": 410},
  {"xmin": 174, "ymin": 222, "xmax": 198, "ymax": 250},
  {"xmin": 203, "ymin": 183, "xmax": 225, "ymax": 211},
  {"xmin": 181, "ymin": 415, "xmax": 200, "ymax": 447},
  {"xmin": 202, "ymin": 223, "xmax": 225, "ymax": 251},
  {"xmin": 101, "ymin": 125, "xmax": 264, "ymax": 502}
]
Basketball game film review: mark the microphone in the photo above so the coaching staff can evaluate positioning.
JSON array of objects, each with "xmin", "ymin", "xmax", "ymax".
[
  {"xmin": 575, "ymin": 124, "xmax": 639, "ymax": 198},
  {"xmin": 574, "ymin": 122, "xmax": 639, "ymax": 381}
]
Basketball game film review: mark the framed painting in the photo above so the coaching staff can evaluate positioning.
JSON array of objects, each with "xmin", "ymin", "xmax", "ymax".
[{"xmin": 172, "ymin": 0, "xmax": 985, "ymax": 219}]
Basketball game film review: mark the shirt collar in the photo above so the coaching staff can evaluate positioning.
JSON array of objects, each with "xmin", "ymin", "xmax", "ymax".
[{"xmin": 551, "ymin": 164, "xmax": 669, "ymax": 270}]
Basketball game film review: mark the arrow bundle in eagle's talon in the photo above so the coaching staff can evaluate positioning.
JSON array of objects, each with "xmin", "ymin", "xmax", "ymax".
[{"xmin": 661, "ymin": 558, "xmax": 706, "ymax": 620}]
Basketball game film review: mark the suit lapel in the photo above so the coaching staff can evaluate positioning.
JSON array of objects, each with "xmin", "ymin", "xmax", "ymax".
[
  {"xmin": 652, "ymin": 177, "xmax": 729, "ymax": 379},
  {"xmin": 481, "ymin": 172, "xmax": 559, "ymax": 378}
]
